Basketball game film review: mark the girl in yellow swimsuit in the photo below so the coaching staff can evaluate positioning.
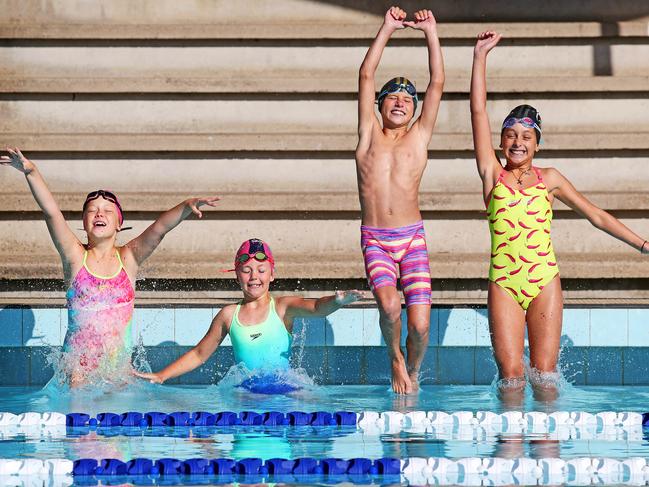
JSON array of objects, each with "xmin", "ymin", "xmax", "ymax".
[{"xmin": 471, "ymin": 31, "xmax": 649, "ymax": 400}]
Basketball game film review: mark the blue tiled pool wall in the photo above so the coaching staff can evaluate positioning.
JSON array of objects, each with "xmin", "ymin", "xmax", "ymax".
[{"xmin": 0, "ymin": 306, "xmax": 647, "ymax": 386}]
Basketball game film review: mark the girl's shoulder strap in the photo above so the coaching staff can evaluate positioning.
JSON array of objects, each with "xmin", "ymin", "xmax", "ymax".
[
  {"xmin": 532, "ymin": 166, "xmax": 544, "ymax": 182},
  {"xmin": 231, "ymin": 301, "xmax": 243, "ymax": 325},
  {"xmin": 115, "ymin": 248, "xmax": 125, "ymax": 268}
]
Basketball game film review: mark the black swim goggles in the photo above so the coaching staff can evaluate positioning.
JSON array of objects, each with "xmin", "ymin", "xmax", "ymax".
[{"xmin": 83, "ymin": 189, "xmax": 129, "ymax": 228}]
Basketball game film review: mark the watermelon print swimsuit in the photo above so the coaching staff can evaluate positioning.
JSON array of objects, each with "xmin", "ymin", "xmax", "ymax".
[{"xmin": 487, "ymin": 167, "xmax": 559, "ymax": 310}]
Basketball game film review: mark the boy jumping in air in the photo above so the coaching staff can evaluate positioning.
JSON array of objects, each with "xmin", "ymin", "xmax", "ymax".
[{"xmin": 356, "ymin": 6, "xmax": 444, "ymax": 393}]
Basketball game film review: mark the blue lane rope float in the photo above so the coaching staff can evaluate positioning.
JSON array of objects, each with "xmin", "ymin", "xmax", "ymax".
[
  {"xmin": 2, "ymin": 456, "xmax": 647, "ymax": 485},
  {"xmin": 69, "ymin": 456, "xmax": 401, "ymax": 476},
  {"xmin": 0, "ymin": 410, "xmax": 644, "ymax": 433},
  {"xmin": 60, "ymin": 410, "xmax": 355, "ymax": 428},
  {"xmin": 60, "ymin": 410, "xmax": 643, "ymax": 428}
]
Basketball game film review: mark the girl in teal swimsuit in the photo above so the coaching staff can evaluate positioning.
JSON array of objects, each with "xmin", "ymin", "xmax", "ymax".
[{"xmin": 135, "ymin": 239, "xmax": 362, "ymax": 386}]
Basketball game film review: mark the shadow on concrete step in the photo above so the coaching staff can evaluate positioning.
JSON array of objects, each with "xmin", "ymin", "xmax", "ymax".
[{"xmin": 317, "ymin": 0, "xmax": 649, "ymax": 22}]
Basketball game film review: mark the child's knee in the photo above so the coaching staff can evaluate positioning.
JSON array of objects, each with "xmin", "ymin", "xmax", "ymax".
[
  {"xmin": 499, "ymin": 362, "xmax": 525, "ymax": 380},
  {"xmin": 378, "ymin": 296, "xmax": 402, "ymax": 323},
  {"xmin": 407, "ymin": 319, "xmax": 429, "ymax": 340},
  {"xmin": 530, "ymin": 357, "xmax": 557, "ymax": 374}
]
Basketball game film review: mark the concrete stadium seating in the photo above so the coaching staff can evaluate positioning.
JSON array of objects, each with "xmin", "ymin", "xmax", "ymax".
[{"xmin": 1, "ymin": 0, "xmax": 648, "ymax": 303}]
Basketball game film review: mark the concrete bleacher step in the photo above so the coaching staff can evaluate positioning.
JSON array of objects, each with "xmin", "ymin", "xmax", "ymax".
[
  {"xmin": 1, "ymin": 215, "xmax": 647, "ymax": 278},
  {"xmin": 4, "ymin": 43, "xmax": 649, "ymax": 93},
  {"xmin": 4, "ymin": 132, "xmax": 649, "ymax": 152},
  {"xmin": 3, "ymin": 75, "xmax": 648, "ymax": 94},
  {"xmin": 3, "ymin": 191, "xmax": 649, "ymax": 213},
  {"xmin": 3, "ymin": 156, "xmax": 649, "ymax": 212},
  {"xmin": 1, "ymin": 251, "xmax": 648, "ymax": 281},
  {"xmin": 4, "ymin": 0, "xmax": 649, "ymax": 39},
  {"xmin": 3, "ymin": 287, "xmax": 649, "ymax": 306},
  {"xmin": 2, "ymin": 99, "xmax": 649, "ymax": 151},
  {"xmin": 3, "ymin": 21, "xmax": 649, "ymax": 39}
]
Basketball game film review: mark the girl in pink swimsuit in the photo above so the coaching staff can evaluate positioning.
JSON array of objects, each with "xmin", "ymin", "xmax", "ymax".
[{"xmin": 2, "ymin": 148, "xmax": 219, "ymax": 387}]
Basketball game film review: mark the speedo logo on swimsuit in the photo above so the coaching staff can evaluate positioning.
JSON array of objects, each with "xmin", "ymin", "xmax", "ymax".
[{"xmin": 250, "ymin": 333, "xmax": 262, "ymax": 341}]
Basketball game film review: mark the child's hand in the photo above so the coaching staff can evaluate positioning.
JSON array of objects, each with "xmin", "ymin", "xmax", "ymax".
[
  {"xmin": 186, "ymin": 196, "xmax": 220, "ymax": 218},
  {"xmin": 474, "ymin": 31, "xmax": 502, "ymax": 57},
  {"xmin": 384, "ymin": 6, "xmax": 407, "ymax": 31},
  {"xmin": 1, "ymin": 147, "xmax": 35, "ymax": 174},
  {"xmin": 404, "ymin": 9, "xmax": 437, "ymax": 33},
  {"xmin": 335, "ymin": 289, "xmax": 364, "ymax": 305},
  {"xmin": 133, "ymin": 370, "xmax": 165, "ymax": 384},
  {"xmin": 642, "ymin": 240, "xmax": 649, "ymax": 254}
]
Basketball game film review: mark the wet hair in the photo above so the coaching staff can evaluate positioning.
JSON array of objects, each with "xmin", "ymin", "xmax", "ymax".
[{"xmin": 501, "ymin": 104, "xmax": 542, "ymax": 143}]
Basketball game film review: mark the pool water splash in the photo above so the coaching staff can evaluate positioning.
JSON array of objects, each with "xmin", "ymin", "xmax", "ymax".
[
  {"xmin": 44, "ymin": 339, "xmax": 148, "ymax": 391},
  {"xmin": 217, "ymin": 364, "xmax": 317, "ymax": 395},
  {"xmin": 490, "ymin": 356, "xmax": 570, "ymax": 393}
]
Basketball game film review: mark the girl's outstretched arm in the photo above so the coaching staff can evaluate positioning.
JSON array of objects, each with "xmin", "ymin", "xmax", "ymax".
[
  {"xmin": 470, "ymin": 31, "xmax": 504, "ymax": 201},
  {"xmin": 358, "ymin": 7, "xmax": 406, "ymax": 141},
  {"xmin": 547, "ymin": 168, "xmax": 648, "ymax": 252},
  {"xmin": 278, "ymin": 290, "xmax": 364, "ymax": 331},
  {"xmin": 124, "ymin": 196, "xmax": 220, "ymax": 265},
  {"xmin": 1, "ymin": 148, "xmax": 83, "ymax": 274},
  {"xmin": 134, "ymin": 306, "xmax": 231, "ymax": 384}
]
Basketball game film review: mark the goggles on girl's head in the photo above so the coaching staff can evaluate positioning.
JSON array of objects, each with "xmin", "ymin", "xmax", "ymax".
[
  {"xmin": 377, "ymin": 77, "xmax": 418, "ymax": 109},
  {"xmin": 236, "ymin": 251, "xmax": 270, "ymax": 265},
  {"xmin": 233, "ymin": 238, "xmax": 275, "ymax": 271},
  {"xmin": 83, "ymin": 189, "xmax": 124, "ymax": 225},
  {"xmin": 502, "ymin": 116, "xmax": 542, "ymax": 135}
]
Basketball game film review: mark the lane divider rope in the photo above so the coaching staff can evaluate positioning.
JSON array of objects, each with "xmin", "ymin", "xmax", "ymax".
[
  {"xmin": 0, "ymin": 410, "xmax": 645, "ymax": 430},
  {"xmin": 2, "ymin": 456, "xmax": 649, "ymax": 485}
]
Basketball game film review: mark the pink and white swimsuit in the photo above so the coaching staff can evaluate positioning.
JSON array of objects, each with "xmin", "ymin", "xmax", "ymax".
[{"xmin": 63, "ymin": 250, "xmax": 134, "ymax": 384}]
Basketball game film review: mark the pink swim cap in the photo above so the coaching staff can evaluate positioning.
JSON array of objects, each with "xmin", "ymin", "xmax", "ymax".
[{"xmin": 234, "ymin": 238, "xmax": 275, "ymax": 270}]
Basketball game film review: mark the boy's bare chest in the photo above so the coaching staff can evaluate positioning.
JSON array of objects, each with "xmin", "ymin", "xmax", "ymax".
[{"xmin": 358, "ymin": 141, "xmax": 425, "ymax": 175}]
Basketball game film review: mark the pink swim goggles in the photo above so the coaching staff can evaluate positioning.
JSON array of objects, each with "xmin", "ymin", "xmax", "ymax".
[{"xmin": 502, "ymin": 116, "xmax": 542, "ymax": 135}]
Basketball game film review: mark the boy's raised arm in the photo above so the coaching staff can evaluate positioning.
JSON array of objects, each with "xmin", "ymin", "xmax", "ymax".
[
  {"xmin": 406, "ymin": 9, "xmax": 445, "ymax": 140},
  {"xmin": 358, "ymin": 7, "xmax": 406, "ymax": 140},
  {"xmin": 125, "ymin": 196, "xmax": 219, "ymax": 266},
  {"xmin": 1, "ymin": 148, "xmax": 82, "ymax": 268}
]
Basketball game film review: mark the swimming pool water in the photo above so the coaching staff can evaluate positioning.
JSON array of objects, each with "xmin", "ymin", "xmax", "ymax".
[
  {"xmin": 1, "ymin": 383, "xmax": 648, "ymax": 466},
  {"xmin": 3, "ymin": 383, "xmax": 649, "ymax": 415}
]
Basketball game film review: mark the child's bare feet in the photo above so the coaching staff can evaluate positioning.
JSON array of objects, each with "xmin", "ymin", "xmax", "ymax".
[
  {"xmin": 408, "ymin": 370, "xmax": 420, "ymax": 392},
  {"xmin": 391, "ymin": 357, "xmax": 413, "ymax": 394}
]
